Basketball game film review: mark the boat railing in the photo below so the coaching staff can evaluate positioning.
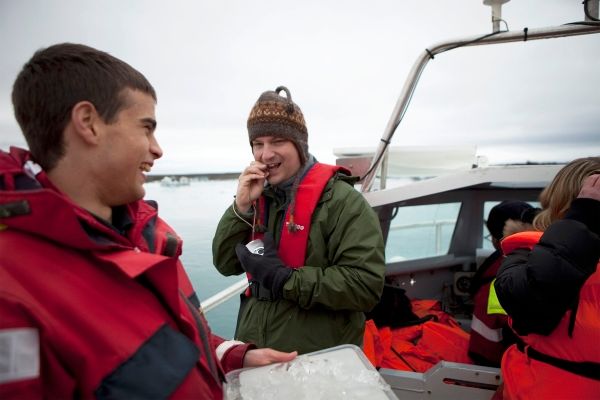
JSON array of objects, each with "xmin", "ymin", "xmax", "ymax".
[
  {"xmin": 200, "ymin": 220, "xmax": 457, "ymax": 312},
  {"xmin": 361, "ymin": 3, "xmax": 600, "ymax": 192},
  {"xmin": 201, "ymin": 278, "xmax": 248, "ymax": 313}
]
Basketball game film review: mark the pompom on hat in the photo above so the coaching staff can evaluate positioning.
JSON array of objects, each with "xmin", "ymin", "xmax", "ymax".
[{"xmin": 247, "ymin": 86, "xmax": 308, "ymax": 164}]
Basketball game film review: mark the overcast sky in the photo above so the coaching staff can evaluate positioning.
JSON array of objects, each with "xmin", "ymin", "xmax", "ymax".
[{"xmin": 1, "ymin": 0, "xmax": 598, "ymax": 174}]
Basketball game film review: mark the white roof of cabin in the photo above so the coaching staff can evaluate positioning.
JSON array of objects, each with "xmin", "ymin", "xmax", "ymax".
[{"xmin": 363, "ymin": 164, "xmax": 563, "ymax": 207}]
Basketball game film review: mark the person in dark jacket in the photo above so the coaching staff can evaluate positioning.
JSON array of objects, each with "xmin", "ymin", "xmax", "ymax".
[
  {"xmin": 0, "ymin": 43, "xmax": 295, "ymax": 399},
  {"xmin": 467, "ymin": 200, "xmax": 535, "ymax": 367},
  {"xmin": 494, "ymin": 157, "xmax": 600, "ymax": 399},
  {"xmin": 212, "ymin": 86, "xmax": 385, "ymax": 354}
]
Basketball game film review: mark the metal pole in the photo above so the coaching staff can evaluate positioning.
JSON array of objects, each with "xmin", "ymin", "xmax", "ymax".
[
  {"xmin": 360, "ymin": 23, "xmax": 600, "ymax": 192},
  {"xmin": 200, "ymin": 278, "xmax": 248, "ymax": 313},
  {"xmin": 585, "ymin": 0, "xmax": 599, "ymax": 21},
  {"xmin": 380, "ymin": 149, "xmax": 389, "ymax": 190},
  {"xmin": 484, "ymin": 0, "xmax": 510, "ymax": 33}
]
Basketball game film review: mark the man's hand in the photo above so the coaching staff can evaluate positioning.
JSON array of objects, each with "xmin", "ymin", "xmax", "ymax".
[
  {"xmin": 235, "ymin": 233, "xmax": 292, "ymax": 299},
  {"xmin": 235, "ymin": 161, "xmax": 269, "ymax": 212},
  {"xmin": 578, "ymin": 174, "xmax": 600, "ymax": 201},
  {"xmin": 243, "ymin": 348, "xmax": 298, "ymax": 368}
]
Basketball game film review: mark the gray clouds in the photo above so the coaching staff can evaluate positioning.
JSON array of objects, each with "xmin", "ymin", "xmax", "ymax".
[{"xmin": 1, "ymin": 0, "xmax": 598, "ymax": 173}]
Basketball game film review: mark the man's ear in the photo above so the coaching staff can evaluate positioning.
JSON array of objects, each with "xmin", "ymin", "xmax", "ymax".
[{"xmin": 70, "ymin": 101, "xmax": 100, "ymax": 145}]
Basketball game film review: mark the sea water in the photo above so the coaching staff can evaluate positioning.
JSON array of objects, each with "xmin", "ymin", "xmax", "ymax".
[{"xmin": 144, "ymin": 179, "xmax": 241, "ymax": 339}]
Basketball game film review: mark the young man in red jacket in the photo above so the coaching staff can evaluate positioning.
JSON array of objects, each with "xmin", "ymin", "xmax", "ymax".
[{"xmin": 0, "ymin": 43, "xmax": 295, "ymax": 399}]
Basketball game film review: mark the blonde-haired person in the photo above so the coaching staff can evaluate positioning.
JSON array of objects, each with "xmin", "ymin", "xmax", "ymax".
[{"xmin": 494, "ymin": 157, "xmax": 600, "ymax": 400}]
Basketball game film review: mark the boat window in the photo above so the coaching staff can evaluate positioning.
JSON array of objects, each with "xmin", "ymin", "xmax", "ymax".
[
  {"xmin": 482, "ymin": 201, "xmax": 541, "ymax": 250},
  {"xmin": 386, "ymin": 203, "xmax": 461, "ymax": 262}
]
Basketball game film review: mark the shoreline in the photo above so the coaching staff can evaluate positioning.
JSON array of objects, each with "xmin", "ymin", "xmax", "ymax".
[{"xmin": 146, "ymin": 172, "xmax": 239, "ymax": 182}]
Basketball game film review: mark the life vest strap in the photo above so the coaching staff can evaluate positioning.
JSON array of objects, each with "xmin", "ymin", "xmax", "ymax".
[
  {"xmin": 517, "ymin": 341, "xmax": 600, "ymax": 381},
  {"xmin": 248, "ymin": 281, "xmax": 276, "ymax": 301}
]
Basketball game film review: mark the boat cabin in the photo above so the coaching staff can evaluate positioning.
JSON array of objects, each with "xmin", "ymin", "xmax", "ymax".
[{"xmin": 357, "ymin": 163, "xmax": 562, "ymax": 399}]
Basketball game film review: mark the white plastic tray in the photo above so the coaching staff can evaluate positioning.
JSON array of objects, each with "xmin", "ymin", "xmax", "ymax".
[{"xmin": 224, "ymin": 344, "xmax": 398, "ymax": 399}]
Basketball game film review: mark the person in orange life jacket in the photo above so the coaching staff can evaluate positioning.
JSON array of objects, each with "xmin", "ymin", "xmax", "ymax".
[
  {"xmin": 0, "ymin": 43, "xmax": 296, "ymax": 400},
  {"xmin": 467, "ymin": 200, "xmax": 537, "ymax": 367},
  {"xmin": 212, "ymin": 86, "xmax": 385, "ymax": 354},
  {"xmin": 494, "ymin": 157, "xmax": 600, "ymax": 400}
]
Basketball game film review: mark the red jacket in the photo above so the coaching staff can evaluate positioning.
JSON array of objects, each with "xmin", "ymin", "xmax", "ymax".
[
  {"xmin": 0, "ymin": 147, "xmax": 251, "ymax": 399},
  {"xmin": 499, "ymin": 231, "xmax": 600, "ymax": 400},
  {"xmin": 467, "ymin": 251, "xmax": 511, "ymax": 366}
]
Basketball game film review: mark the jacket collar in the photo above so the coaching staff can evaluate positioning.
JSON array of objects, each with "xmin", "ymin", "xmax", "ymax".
[{"xmin": 0, "ymin": 147, "xmax": 155, "ymax": 251}]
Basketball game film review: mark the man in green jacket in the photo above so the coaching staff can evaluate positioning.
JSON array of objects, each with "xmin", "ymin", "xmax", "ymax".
[{"xmin": 212, "ymin": 86, "xmax": 385, "ymax": 354}]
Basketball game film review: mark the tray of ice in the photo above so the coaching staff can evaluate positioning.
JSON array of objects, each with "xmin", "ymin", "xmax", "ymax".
[{"xmin": 224, "ymin": 344, "xmax": 398, "ymax": 400}]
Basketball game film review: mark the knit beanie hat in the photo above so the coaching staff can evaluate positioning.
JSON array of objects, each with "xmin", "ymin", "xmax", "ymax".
[
  {"xmin": 486, "ymin": 200, "xmax": 535, "ymax": 240},
  {"xmin": 247, "ymin": 86, "xmax": 308, "ymax": 165}
]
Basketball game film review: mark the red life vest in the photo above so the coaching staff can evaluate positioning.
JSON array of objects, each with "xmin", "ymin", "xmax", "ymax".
[
  {"xmin": 0, "ymin": 148, "xmax": 234, "ymax": 399},
  {"xmin": 500, "ymin": 231, "xmax": 600, "ymax": 400},
  {"xmin": 259, "ymin": 163, "xmax": 349, "ymax": 266},
  {"xmin": 258, "ymin": 163, "xmax": 351, "ymax": 269},
  {"xmin": 0, "ymin": 208, "xmax": 226, "ymax": 400},
  {"xmin": 363, "ymin": 300, "xmax": 473, "ymax": 372},
  {"xmin": 244, "ymin": 163, "xmax": 349, "ymax": 293}
]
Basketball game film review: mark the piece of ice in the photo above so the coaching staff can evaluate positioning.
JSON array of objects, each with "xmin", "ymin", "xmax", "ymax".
[{"xmin": 226, "ymin": 347, "xmax": 394, "ymax": 400}]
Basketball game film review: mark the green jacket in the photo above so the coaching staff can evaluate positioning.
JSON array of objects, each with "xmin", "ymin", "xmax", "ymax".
[{"xmin": 212, "ymin": 172, "xmax": 385, "ymax": 354}]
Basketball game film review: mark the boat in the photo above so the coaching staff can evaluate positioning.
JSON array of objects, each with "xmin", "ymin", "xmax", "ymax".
[{"xmin": 204, "ymin": 1, "xmax": 600, "ymax": 398}]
